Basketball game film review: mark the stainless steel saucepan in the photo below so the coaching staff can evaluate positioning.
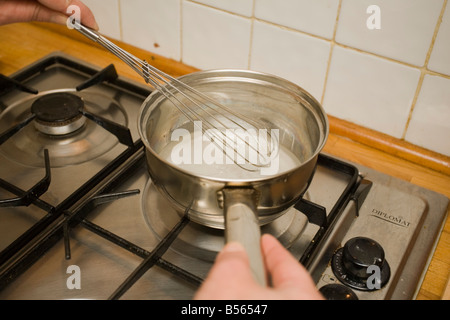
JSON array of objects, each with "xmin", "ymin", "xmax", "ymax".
[{"xmin": 138, "ymin": 69, "xmax": 328, "ymax": 285}]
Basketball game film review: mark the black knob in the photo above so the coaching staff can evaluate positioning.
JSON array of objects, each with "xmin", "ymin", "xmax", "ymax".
[
  {"xmin": 319, "ymin": 284, "xmax": 359, "ymax": 300},
  {"xmin": 343, "ymin": 237, "xmax": 384, "ymax": 280},
  {"xmin": 332, "ymin": 237, "xmax": 390, "ymax": 291}
]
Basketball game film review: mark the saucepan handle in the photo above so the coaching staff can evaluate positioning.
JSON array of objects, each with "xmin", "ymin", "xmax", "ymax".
[{"xmin": 222, "ymin": 188, "xmax": 267, "ymax": 286}]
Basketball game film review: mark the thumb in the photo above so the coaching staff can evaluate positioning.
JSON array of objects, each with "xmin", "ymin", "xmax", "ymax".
[
  {"xmin": 207, "ymin": 242, "xmax": 256, "ymax": 281},
  {"xmin": 215, "ymin": 241, "xmax": 249, "ymax": 263},
  {"xmin": 193, "ymin": 242, "xmax": 258, "ymax": 299}
]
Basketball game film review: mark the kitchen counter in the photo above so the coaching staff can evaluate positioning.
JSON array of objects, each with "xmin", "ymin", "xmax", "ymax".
[{"xmin": 1, "ymin": 22, "xmax": 449, "ymax": 300}]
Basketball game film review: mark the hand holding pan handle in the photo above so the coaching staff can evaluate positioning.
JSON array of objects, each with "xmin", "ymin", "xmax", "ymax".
[{"xmin": 222, "ymin": 188, "xmax": 267, "ymax": 286}]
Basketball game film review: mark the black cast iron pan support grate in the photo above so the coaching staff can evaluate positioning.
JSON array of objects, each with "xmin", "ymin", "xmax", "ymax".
[
  {"xmin": 0, "ymin": 149, "xmax": 55, "ymax": 265},
  {"xmin": 0, "ymin": 149, "xmax": 372, "ymax": 298},
  {"xmin": 0, "ymin": 54, "xmax": 154, "ymax": 293},
  {"xmin": 0, "ymin": 149, "xmax": 52, "ymax": 209},
  {"xmin": 0, "ymin": 54, "xmax": 375, "ymax": 299},
  {"xmin": 62, "ymin": 153, "xmax": 373, "ymax": 299},
  {"xmin": 108, "ymin": 207, "xmax": 192, "ymax": 300},
  {"xmin": 63, "ymin": 189, "xmax": 141, "ymax": 260},
  {"xmin": 58, "ymin": 154, "xmax": 202, "ymax": 300},
  {"xmin": 60, "ymin": 151, "xmax": 202, "ymax": 299},
  {"xmin": 297, "ymin": 154, "xmax": 372, "ymax": 267},
  {"xmin": 56, "ymin": 153, "xmax": 372, "ymax": 299},
  {"xmin": 0, "ymin": 74, "xmax": 38, "ymax": 96},
  {"xmin": 0, "ymin": 64, "xmax": 134, "ymax": 147},
  {"xmin": 0, "ymin": 139, "xmax": 145, "ymax": 290}
]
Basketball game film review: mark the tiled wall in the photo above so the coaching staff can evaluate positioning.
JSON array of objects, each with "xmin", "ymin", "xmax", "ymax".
[{"xmin": 83, "ymin": 0, "xmax": 450, "ymax": 157}]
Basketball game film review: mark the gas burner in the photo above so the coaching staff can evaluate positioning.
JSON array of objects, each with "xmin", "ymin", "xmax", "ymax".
[
  {"xmin": 31, "ymin": 92, "xmax": 86, "ymax": 136},
  {"xmin": 0, "ymin": 89, "xmax": 129, "ymax": 167},
  {"xmin": 0, "ymin": 54, "xmax": 447, "ymax": 300},
  {"xmin": 141, "ymin": 178, "xmax": 309, "ymax": 262}
]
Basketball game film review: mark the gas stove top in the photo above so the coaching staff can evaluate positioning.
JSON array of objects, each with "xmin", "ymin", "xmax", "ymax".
[{"xmin": 0, "ymin": 53, "xmax": 448, "ymax": 300}]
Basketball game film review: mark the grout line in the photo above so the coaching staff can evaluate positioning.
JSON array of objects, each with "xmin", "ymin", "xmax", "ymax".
[
  {"xmin": 117, "ymin": 0, "xmax": 123, "ymax": 41},
  {"xmin": 176, "ymin": 1, "xmax": 450, "ymax": 152},
  {"xmin": 253, "ymin": 17, "xmax": 331, "ymax": 42},
  {"xmin": 176, "ymin": 0, "xmax": 450, "ymax": 84},
  {"xmin": 180, "ymin": 0, "xmax": 184, "ymax": 63},
  {"xmin": 423, "ymin": 68, "xmax": 450, "ymax": 79},
  {"xmin": 251, "ymin": 17, "xmax": 450, "ymax": 81},
  {"xmin": 182, "ymin": 0, "xmax": 450, "ymax": 81},
  {"xmin": 320, "ymin": 0, "xmax": 342, "ymax": 106},
  {"xmin": 401, "ymin": 0, "xmax": 448, "ymax": 140},
  {"xmin": 187, "ymin": 0, "xmax": 252, "ymax": 19},
  {"xmin": 401, "ymin": 72, "xmax": 425, "ymax": 140},
  {"xmin": 333, "ymin": 42, "xmax": 445, "ymax": 77},
  {"xmin": 334, "ymin": 42, "xmax": 450, "ymax": 81},
  {"xmin": 424, "ymin": 0, "xmax": 447, "ymax": 69},
  {"xmin": 247, "ymin": 0, "xmax": 256, "ymax": 69}
]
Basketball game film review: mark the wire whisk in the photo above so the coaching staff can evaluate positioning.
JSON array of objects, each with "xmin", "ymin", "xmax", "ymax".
[{"xmin": 74, "ymin": 21, "xmax": 277, "ymax": 171}]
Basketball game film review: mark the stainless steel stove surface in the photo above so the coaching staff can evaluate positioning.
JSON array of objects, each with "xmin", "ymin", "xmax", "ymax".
[{"xmin": 0, "ymin": 53, "xmax": 448, "ymax": 300}]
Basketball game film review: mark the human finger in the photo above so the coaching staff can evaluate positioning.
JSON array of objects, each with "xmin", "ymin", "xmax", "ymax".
[
  {"xmin": 0, "ymin": 0, "xmax": 64, "ymax": 26},
  {"xmin": 0, "ymin": 0, "xmax": 98, "ymax": 29},
  {"xmin": 38, "ymin": 0, "xmax": 98, "ymax": 29},
  {"xmin": 261, "ymin": 234, "xmax": 323, "ymax": 299},
  {"xmin": 194, "ymin": 242, "xmax": 259, "ymax": 300}
]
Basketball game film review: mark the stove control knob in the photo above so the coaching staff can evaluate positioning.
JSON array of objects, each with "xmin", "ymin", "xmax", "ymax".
[
  {"xmin": 343, "ymin": 237, "xmax": 385, "ymax": 280},
  {"xmin": 331, "ymin": 237, "xmax": 390, "ymax": 291},
  {"xmin": 319, "ymin": 284, "xmax": 358, "ymax": 300}
]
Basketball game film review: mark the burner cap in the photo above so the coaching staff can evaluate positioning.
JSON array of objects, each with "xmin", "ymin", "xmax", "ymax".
[{"xmin": 31, "ymin": 92, "xmax": 86, "ymax": 135}]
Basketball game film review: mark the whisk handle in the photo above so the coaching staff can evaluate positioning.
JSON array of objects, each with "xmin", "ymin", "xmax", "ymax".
[
  {"xmin": 71, "ymin": 20, "xmax": 101, "ymax": 42},
  {"xmin": 222, "ymin": 188, "xmax": 267, "ymax": 286}
]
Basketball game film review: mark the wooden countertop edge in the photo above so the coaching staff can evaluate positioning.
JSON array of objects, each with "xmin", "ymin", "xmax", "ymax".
[
  {"xmin": 443, "ymin": 276, "xmax": 450, "ymax": 300},
  {"xmin": 328, "ymin": 115, "xmax": 450, "ymax": 177}
]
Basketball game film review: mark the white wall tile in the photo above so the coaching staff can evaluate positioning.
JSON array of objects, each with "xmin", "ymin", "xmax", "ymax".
[
  {"xmin": 112, "ymin": 0, "xmax": 448, "ymax": 154},
  {"xmin": 182, "ymin": 1, "xmax": 251, "ymax": 69},
  {"xmin": 405, "ymin": 75, "xmax": 450, "ymax": 156},
  {"xmin": 254, "ymin": 0, "xmax": 340, "ymax": 39},
  {"xmin": 336, "ymin": 0, "xmax": 444, "ymax": 66},
  {"xmin": 428, "ymin": 4, "xmax": 450, "ymax": 76},
  {"xmin": 120, "ymin": 0, "xmax": 181, "ymax": 60},
  {"xmin": 250, "ymin": 21, "xmax": 330, "ymax": 101},
  {"xmin": 323, "ymin": 46, "xmax": 421, "ymax": 138},
  {"xmin": 189, "ymin": 0, "xmax": 253, "ymax": 17},
  {"xmin": 82, "ymin": 0, "xmax": 121, "ymax": 40}
]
